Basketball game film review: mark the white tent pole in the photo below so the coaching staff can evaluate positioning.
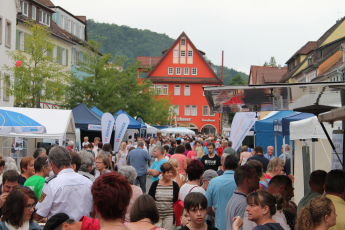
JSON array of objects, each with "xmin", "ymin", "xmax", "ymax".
[
  {"xmin": 290, "ymin": 140, "xmax": 293, "ymax": 175},
  {"xmin": 283, "ymin": 136, "xmax": 286, "ymax": 162},
  {"xmin": 312, "ymin": 140, "xmax": 315, "ymax": 172},
  {"xmin": 275, "ymin": 135, "xmax": 277, "ymax": 157}
]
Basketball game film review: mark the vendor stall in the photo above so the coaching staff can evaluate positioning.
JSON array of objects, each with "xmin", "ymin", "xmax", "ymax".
[
  {"xmin": 0, "ymin": 107, "xmax": 75, "ymax": 167},
  {"xmin": 160, "ymin": 127, "xmax": 196, "ymax": 136}
]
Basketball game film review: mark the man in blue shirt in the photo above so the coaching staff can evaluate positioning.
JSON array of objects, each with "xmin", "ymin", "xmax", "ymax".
[
  {"xmin": 264, "ymin": 146, "xmax": 275, "ymax": 160},
  {"xmin": 127, "ymin": 141, "xmax": 151, "ymax": 193},
  {"xmin": 147, "ymin": 146, "xmax": 167, "ymax": 183},
  {"xmin": 205, "ymin": 155, "xmax": 238, "ymax": 230}
]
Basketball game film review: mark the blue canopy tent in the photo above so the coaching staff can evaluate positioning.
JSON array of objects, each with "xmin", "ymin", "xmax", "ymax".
[
  {"xmin": 273, "ymin": 112, "xmax": 299, "ymax": 157},
  {"xmin": 72, "ymin": 104, "xmax": 101, "ymax": 131},
  {"xmin": 114, "ymin": 110, "xmax": 147, "ymax": 130},
  {"xmin": 90, "ymin": 107, "xmax": 104, "ymax": 117},
  {"xmin": 254, "ymin": 111, "xmax": 294, "ymax": 155}
]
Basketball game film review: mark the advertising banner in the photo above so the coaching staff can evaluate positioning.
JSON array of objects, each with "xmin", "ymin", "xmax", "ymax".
[
  {"xmin": 113, "ymin": 114, "xmax": 130, "ymax": 153},
  {"xmin": 230, "ymin": 112, "xmax": 258, "ymax": 151},
  {"xmin": 101, "ymin": 113, "xmax": 115, "ymax": 144},
  {"xmin": 14, "ymin": 137, "xmax": 23, "ymax": 150},
  {"xmin": 332, "ymin": 130, "xmax": 343, "ymax": 170}
]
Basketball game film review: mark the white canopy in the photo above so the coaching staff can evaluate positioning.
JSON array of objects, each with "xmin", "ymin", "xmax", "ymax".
[
  {"xmin": 290, "ymin": 116, "xmax": 342, "ymax": 140},
  {"xmin": 0, "ymin": 107, "xmax": 75, "ymax": 140},
  {"xmin": 146, "ymin": 124, "xmax": 159, "ymax": 134},
  {"xmin": 160, "ymin": 127, "xmax": 196, "ymax": 136}
]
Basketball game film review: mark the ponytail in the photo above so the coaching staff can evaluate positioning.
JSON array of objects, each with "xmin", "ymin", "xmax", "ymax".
[
  {"xmin": 295, "ymin": 207, "xmax": 314, "ymax": 230},
  {"xmin": 295, "ymin": 197, "xmax": 333, "ymax": 230},
  {"xmin": 273, "ymin": 194, "xmax": 285, "ymax": 211}
]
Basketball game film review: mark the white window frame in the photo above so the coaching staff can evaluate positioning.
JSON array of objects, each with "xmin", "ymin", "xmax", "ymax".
[
  {"xmin": 184, "ymin": 85, "xmax": 190, "ymax": 96},
  {"xmin": 168, "ymin": 67, "xmax": 173, "ymax": 75},
  {"xmin": 173, "ymin": 50, "xmax": 178, "ymax": 57},
  {"xmin": 188, "ymin": 50, "xmax": 193, "ymax": 57},
  {"xmin": 191, "ymin": 105, "xmax": 197, "ymax": 116},
  {"xmin": 176, "ymin": 67, "xmax": 181, "ymax": 75},
  {"xmin": 65, "ymin": 16, "xmax": 69, "ymax": 31},
  {"xmin": 184, "ymin": 68, "xmax": 189, "ymax": 75},
  {"xmin": 185, "ymin": 105, "xmax": 190, "ymax": 116},
  {"xmin": 162, "ymin": 85, "xmax": 168, "ymax": 95},
  {"xmin": 75, "ymin": 50, "xmax": 80, "ymax": 67},
  {"xmin": 78, "ymin": 25, "xmax": 81, "ymax": 38},
  {"xmin": 203, "ymin": 106, "xmax": 208, "ymax": 116},
  {"xmin": 5, "ymin": 19, "xmax": 11, "ymax": 49},
  {"xmin": 192, "ymin": 68, "xmax": 197, "ymax": 75},
  {"xmin": 32, "ymin": 6, "xmax": 36, "ymax": 20},
  {"xmin": 150, "ymin": 84, "xmax": 155, "ymax": 92},
  {"xmin": 181, "ymin": 39, "xmax": 186, "ymax": 46},
  {"xmin": 174, "ymin": 105, "xmax": 179, "ymax": 116},
  {"xmin": 156, "ymin": 84, "xmax": 161, "ymax": 95},
  {"xmin": 60, "ymin": 15, "xmax": 64, "ymax": 29},
  {"xmin": 18, "ymin": 31, "xmax": 24, "ymax": 50},
  {"xmin": 71, "ymin": 21, "xmax": 74, "ymax": 34},
  {"xmin": 21, "ymin": 1, "xmax": 28, "ymax": 16},
  {"xmin": 0, "ymin": 16, "xmax": 2, "ymax": 45},
  {"xmin": 209, "ymin": 106, "xmax": 215, "ymax": 116},
  {"xmin": 174, "ymin": 85, "xmax": 180, "ymax": 96},
  {"xmin": 39, "ymin": 10, "xmax": 50, "ymax": 26},
  {"xmin": 181, "ymin": 50, "xmax": 185, "ymax": 57},
  {"xmin": 61, "ymin": 48, "xmax": 66, "ymax": 66}
]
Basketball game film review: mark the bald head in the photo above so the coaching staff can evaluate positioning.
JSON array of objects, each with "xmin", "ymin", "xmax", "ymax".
[{"xmin": 267, "ymin": 146, "xmax": 274, "ymax": 156}]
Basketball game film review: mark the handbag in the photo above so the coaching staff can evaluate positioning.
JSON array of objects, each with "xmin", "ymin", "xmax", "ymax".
[{"xmin": 174, "ymin": 186, "xmax": 197, "ymax": 226}]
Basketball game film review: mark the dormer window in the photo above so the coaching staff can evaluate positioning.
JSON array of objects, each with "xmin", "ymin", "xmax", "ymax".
[
  {"xmin": 39, "ymin": 10, "xmax": 50, "ymax": 26},
  {"xmin": 21, "ymin": 1, "xmax": 28, "ymax": 16}
]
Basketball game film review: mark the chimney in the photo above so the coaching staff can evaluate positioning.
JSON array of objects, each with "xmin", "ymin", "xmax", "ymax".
[{"xmin": 278, "ymin": 64, "xmax": 281, "ymax": 69}]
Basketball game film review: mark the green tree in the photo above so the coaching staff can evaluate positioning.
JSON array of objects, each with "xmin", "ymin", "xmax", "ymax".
[
  {"xmin": 268, "ymin": 57, "xmax": 277, "ymax": 67},
  {"xmin": 263, "ymin": 62, "xmax": 269, "ymax": 66},
  {"xmin": 228, "ymin": 74, "xmax": 246, "ymax": 85},
  {"xmin": 64, "ymin": 38, "xmax": 172, "ymax": 125},
  {"xmin": 2, "ymin": 20, "xmax": 71, "ymax": 108}
]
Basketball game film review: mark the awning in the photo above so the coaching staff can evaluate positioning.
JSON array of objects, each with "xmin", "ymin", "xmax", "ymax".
[
  {"xmin": 0, "ymin": 107, "xmax": 75, "ymax": 139},
  {"xmin": 318, "ymin": 106, "xmax": 345, "ymax": 122},
  {"xmin": 203, "ymin": 82, "xmax": 344, "ymax": 113}
]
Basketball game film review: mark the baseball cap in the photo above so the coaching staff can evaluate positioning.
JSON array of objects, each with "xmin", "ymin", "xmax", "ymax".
[
  {"xmin": 202, "ymin": 170, "xmax": 218, "ymax": 181},
  {"xmin": 44, "ymin": 213, "xmax": 69, "ymax": 230}
]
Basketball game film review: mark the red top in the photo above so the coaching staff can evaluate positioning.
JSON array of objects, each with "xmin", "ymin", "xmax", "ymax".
[
  {"xmin": 217, "ymin": 146, "xmax": 224, "ymax": 157},
  {"xmin": 80, "ymin": 216, "xmax": 100, "ymax": 230},
  {"xmin": 265, "ymin": 174, "xmax": 272, "ymax": 180}
]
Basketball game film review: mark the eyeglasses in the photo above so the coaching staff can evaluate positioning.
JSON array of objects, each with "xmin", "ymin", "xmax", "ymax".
[
  {"xmin": 95, "ymin": 161, "xmax": 104, "ymax": 164},
  {"xmin": 25, "ymin": 203, "xmax": 36, "ymax": 210}
]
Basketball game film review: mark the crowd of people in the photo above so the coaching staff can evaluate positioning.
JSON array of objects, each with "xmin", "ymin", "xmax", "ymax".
[{"xmin": 0, "ymin": 134, "xmax": 342, "ymax": 230}]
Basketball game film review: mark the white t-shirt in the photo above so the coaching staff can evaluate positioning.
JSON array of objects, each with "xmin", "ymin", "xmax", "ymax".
[{"xmin": 179, "ymin": 183, "xmax": 206, "ymax": 202}]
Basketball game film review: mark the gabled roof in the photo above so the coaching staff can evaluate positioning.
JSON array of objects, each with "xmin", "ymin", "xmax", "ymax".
[
  {"xmin": 256, "ymin": 68, "xmax": 287, "ymax": 84},
  {"xmin": 137, "ymin": 56, "xmax": 161, "ymax": 68},
  {"xmin": 285, "ymin": 41, "xmax": 317, "ymax": 64},
  {"xmin": 248, "ymin": 65, "xmax": 282, "ymax": 85},
  {"xmin": 49, "ymin": 6, "xmax": 87, "ymax": 25},
  {"xmin": 17, "ymin": 14, "xmax": 75, "ymax": 45},
  {"xmin": 143, "ymin": 32, "xmax": 222, "ymax": 84},
  {"xmin": 33, "ymin": 0, "xmax": 55, "ymax": 8},
  {"xmin": 316, "ymin": 17, "xmax": 345, "ymax": 48},
  {"xmin": 58, "ymin": 29, "xmax": 102, "ymax": 55}
]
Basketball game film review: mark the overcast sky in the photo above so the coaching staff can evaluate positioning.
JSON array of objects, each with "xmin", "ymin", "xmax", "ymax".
[{"xmin": 53, "ymin": 0, "xmax": 344, "ymax": 74}]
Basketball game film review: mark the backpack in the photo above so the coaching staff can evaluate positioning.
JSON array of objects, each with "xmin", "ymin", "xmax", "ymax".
[{"xmin": 174, "ymin": 186, "xmax": 197, "ymax": 226}]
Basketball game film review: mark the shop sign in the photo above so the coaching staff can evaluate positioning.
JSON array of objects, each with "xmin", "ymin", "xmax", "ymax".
[
  {"xmin": 202, "ymin": 119, "xmax": 215, "ymax": 122},
  {"xmin": 177, "ymin": 117, "xmax": 191, "ymax": 121},
  {"xmin": 88, "ymin": 124, "xmax": 102, "ymax": 130}
]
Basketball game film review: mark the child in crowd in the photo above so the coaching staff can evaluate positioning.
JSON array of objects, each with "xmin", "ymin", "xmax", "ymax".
[
  {"xmin": 83, "ymin": 136, "xmax": 89, "ymax": 146},
  {"xmin": 179, "ymin": 207, "xmax": 190, "ymax": 228},
  {"xmin": 180, "ymin": 193, "xmax": 219, "ymax": 230}
]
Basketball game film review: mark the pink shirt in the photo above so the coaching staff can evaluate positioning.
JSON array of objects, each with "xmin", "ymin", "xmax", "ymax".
[
  {"xmin": 170, "ymin": 154, "xmax": 187, "ymax": 175},
  {"xmin": 187, "ymin": 150, "xmax": 197, "ymax": 161}
]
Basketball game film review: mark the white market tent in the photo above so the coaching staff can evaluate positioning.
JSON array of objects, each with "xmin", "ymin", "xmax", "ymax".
[
  {"xmin": 146, "ymin": 123, "xmax": 159, "ymax": 134},
  {"xmin": 160, "ymin": 127, "xmax": 196, "ymax": 136},
  {"xmin": 0, "ymin": 107, "xmax": 75, "ymax": 143},
  {"xmin": 290, "ymin": 116, "xmax": 341, "ymax": 204}
]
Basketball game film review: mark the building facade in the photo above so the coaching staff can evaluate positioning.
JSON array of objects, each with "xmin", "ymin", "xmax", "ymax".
[
  {"xmin": 138, "ymin": 32, "xmax": 222, "ymax": 134},
  {"xmin": 0, "ymin": 0, "xmax": 19, "ymax": 107}
]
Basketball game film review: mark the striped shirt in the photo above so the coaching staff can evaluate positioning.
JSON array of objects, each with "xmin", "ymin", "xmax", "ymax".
[{"xmin": 155, "ymin": 183, "xmax": 174, "ymax": 217}]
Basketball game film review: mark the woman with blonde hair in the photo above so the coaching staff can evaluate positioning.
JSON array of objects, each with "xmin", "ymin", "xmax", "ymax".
[
  {"xmin": 265, "ymin": 157, "xmax": 285, "ymax": 180},
  {"xmin": 195, "ymin": 146, "xmax": 205, "ymax": 161},
  {"xmin": 296, "ymin": 196, "xmax": 336, "ymax": 230},
  {"xmin": 168, "ymin": 158, "xmax": 184, "ymax": 187},
  {"xmin": 116, "ymin": 142, "xmax": 128, "ymax": 171},
  {"xmin": 239, "ymin": 145, "xmax": 252, "ymax": 165}
]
